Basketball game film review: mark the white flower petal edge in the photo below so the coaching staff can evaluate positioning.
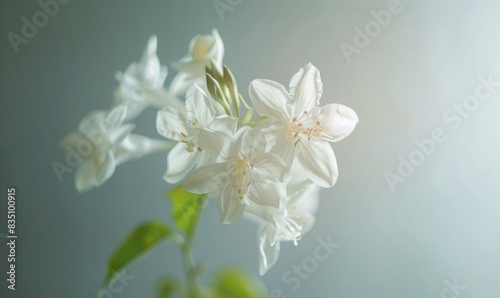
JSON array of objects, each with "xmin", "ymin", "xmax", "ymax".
[
  {"xmin": 289, "ymin": 62, "xmax": 323, "ymax": 115},
  {"xmin": 114, "ymin": 35, "xmax": 184, "ymax": 119},
  {"xmin": 184, "ymin": 127, "xmax": 287, "ymax": 223},
  {"xmin": 62, "ymin": 105, "xmax": 172, "ymax": 192},
  {"xmin": 157, "ymin": 84, "xmax": 237, "ymax": 184},
  {"xmin": 115, "ymin": 134, "xmax": 174, "ymax": 166},
  {"xmin": 74, "ymin": 159, "xmax": 99, "ymax": 193},
  {"xmin": 257, "ymin": 184, "xmax": 320, "ymax": 275},
  {"xmin": 246, "ymin": 162, "xmax": 321, "ymax": 275},
  {"xmin": 248, "ymin": 79, "xmax": 291, "ymax": 123},
  {"xmin": 317, "ymin": 103, "xmax": 359, "ymax": 142},
  {"xmin": 170, "ymin": 29, "xmax": 225, "ymax": 96},
  {"xmin": 249, "ymin": 63, "xmax": 359, "ymax": 187},
  {"xmin": 163, "ymin": 142, "xmax": 198, "ymax": 184},
  {"xmin": 298, "ymin": 139, "xmax": 338, "ymax": 188},
  {"xmin": 259, "ymin": 226, "xmax": 280, "ymax": 276}
]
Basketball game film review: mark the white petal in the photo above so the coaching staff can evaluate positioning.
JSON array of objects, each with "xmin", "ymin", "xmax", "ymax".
[
  {"xmin": 95, "ymin": 151, "xmax": 116, "ymax": 186},
  {"xmin": 186, "ymin": 84, "xmax": 215, "ymax": 125},
  {"xmin": 141, "ymin": 36, "xmax": 167, "ymax": 87},
  {"xmin": 249, "ymin": 181, "xmax": 284, "ymax": 209},
  {"xmin": 79, "ymin": 110, "xmax": 106, "ymax": 133},
  {"xmin": 266, "ymin": 216, "xmax": 281, "ymax": 245},
  {"xmin": 121, "ymin": 101, "xmax": 148, "ymax": 121},
  {"xmin": 119, "ymin": 63, "xmax": 142, "ymax": 88},
  {"xmin": 183, "ymin": 162, "xmax": 232, "ymax": 194},
  {"xmin": 297, "ymin": 140, "xmax": 338, "ymax": 188},
  {"xmin": 318, "ymin": 104, "xmax": 359, "ymax": 142},
  {"xmin": 209, "ymin": 28, "xmax": 225, "ymax": 67},
  {"xmin": 232, "ymin": 126, "xmax": 272, "ymax": 160},
  {"xmin": 60, "ymin": 131, "xmax": 87, "ymax": 151},
  {"xmin": 164, "ymin": 142, "xmax": 198, "ymax": 184},
  {"xmin": 114, "ymin": 134, "xmax": 173, "ymax": 166},
  {"xmin": 249, "ymin": 79, "xmax": 291, "ymax": 122},
  {"xmin": 269, "ymin": 133, "xmax": 296, "ymax": 164},
  {"xmin": 114, "ymin": 79, "xmax": 147, "ymax": 120},
  {"xmin": 104, "ymin": 105, "xmax": 128, "ymax": 131},
  {"xmin": 259, "ymin": 229, "xmax": 280, "ymax": 275},
  {"xmin": 289, "ymin": 63, "xmax": 323, "ymax": 115},
  {"xmin": 146, "ymin": 63, "xmax": 167, "ymax": 90},
  {"xmin": 144, "ymin": 35, "xmax": 158, "ymax": 58},
  {"xmin": 184, "ymin": 28, "xmax": 224, "ymax": 67},
  {"xmin": 169, "ymin": 72, "xmax": 204, "ymax": 96},
  {"xmin": 206, "ymin": 116, "xmax": 238, "ymax": 137},
  {"xmin": 190, "ymin": 32, "xmax": 214, "ymax": 60},
  {"xmin": 253, "ymin": 119, "xmax": 281, "ymax": 149},
  {"xmin": 255, "ymin": 121, "xmax": 295, "ymax": 162},
  {"xmin": 292, "ymin": 213, "xmax": 316, "ymax": 237},
  {"xmin": 142, "ymin": 56, "xmax": 163, "ymax": 88},
  {"xmin": 287, "ymin": 183, "xmax": 320, "ymax": 214},
  {"xmin": 75, "ymin": 160, "xmax": 98, "ymax": 193},
  {"xmin": 156, "ymin": 107, "xmax": 188, "ymax": 141},
  {"xmin": 171, "ymin": 60, "xmax": 207, "ymax": 76},
  {"xmin": 252, "ymin": 153, "xmax": 289, "ymax": 182},
  {"xmin": 287, "ymin": 157, "xmax": 311, "ymax": 185},
  {"xmin": 109, "ymin": 123, "xmax": 135, "ymax": 145},
  {"xmin": 61, "ymin": 131, "xmax": 107, "ymax": 158},
  {"xmin": 197, "ymin": 129, "xmax": 233, "ymax": 161},
  {"xmin": 217, "ymin": 185, "xmax": 246, "ymax": 224},
  {"xmin": 231, "ymin": 126, "xmax": 256, "ymax": 158},
  {"xmin": 246, "ymin": 202, "xmax": 280, "ymax": 223},
  {"xmin": 286, "ymin": 162, "xmax": 317, "ymax": 203},
  {"xmin": 144, "ymin": 88, "xmax": 186, "ymax": 112}
]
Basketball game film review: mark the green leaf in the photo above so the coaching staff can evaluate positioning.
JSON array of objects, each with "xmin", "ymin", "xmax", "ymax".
[
  {"xmin": 105, "ymin": 221, "xmax": 172, "ymax": 284},
  {"xmin": 212, "ymin": 267, "xmax": 268, "ymax": 298},
  {"xmin": 157, "ymin": 278, "xmax": 179, "ymax": 298},
  {"xmin": 167, "ymin": 186, "xmax": 206, "ymax": 236}
]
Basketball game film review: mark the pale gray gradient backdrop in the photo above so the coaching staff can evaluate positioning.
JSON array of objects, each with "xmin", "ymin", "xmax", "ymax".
[{"xmin": 1, "ymin": 0, "xmax": 499, "ymax": 297}]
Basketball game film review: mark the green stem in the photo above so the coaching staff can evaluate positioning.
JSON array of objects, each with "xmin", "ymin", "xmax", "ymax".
[
  {"xmin": 246, "ymin": 115, "xmax": 268, "ymax": 127},
  {"xmin": 182, "ymin": 241, "xmax": 198, "ymax": 295},
  {"xmin": 178, "ymin": 195, "xmax": 207, "ymax": 296}
]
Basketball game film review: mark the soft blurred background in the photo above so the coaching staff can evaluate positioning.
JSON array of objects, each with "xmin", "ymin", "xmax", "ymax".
[{"xmin": 1, "ymin": 0, "xmax": 500, "ymax": 297}]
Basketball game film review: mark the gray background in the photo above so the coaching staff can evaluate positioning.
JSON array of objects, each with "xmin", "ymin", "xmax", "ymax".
[{"xmin": 1, "ymin": 0, "xmax": 500, "ymax": 297}]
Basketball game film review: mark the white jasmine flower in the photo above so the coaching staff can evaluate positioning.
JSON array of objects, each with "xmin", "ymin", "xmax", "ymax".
[
  {"xmin": 170, "ymin": 29, "xmax": 225, "ymax": 96},
  {"xmin": 183, "ymin": 127, "xmax": 288, "ymax": 224},
  {"xmin": 61, "ymin": 105, "xmax": 171, "ymax": 192},
  {"xmin": 156, "ymin": 84, "xmax": 237, "ymax": 184},
  {"xmin": 249, "ymin": 63, "xmax": 359, "ymax": 188},
  {"xmin": 247, "ymin": 163, "xmax": 320, "ymax": 275},
  {"xmin": 115, "ymin": 35, "xmax": 184, "ymax": 119}
]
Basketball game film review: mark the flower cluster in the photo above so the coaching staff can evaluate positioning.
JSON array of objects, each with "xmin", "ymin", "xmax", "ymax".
[{"xmin": 62, "ymin": 29, "xmax": 359, "ymax": 275}]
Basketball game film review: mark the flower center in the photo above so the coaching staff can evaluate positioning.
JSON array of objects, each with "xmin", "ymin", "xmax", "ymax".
[
  {"xmin": 287, "ymin": 115, "xmax": 323, "ymax": 146},
  {"xmin": 278, "ymin": 217, "xmax": 303, "ymax": 245},
  {"xmin": 180, "ymin": 132, "xmax": 202, "ymax": 153},
  {"xmin": 233, "ymin": 159, "xmax": 254, "ymax": 203},
  {"xmin": 190, "ymin": 118, "xmax": 202, "ymax": 130}
]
